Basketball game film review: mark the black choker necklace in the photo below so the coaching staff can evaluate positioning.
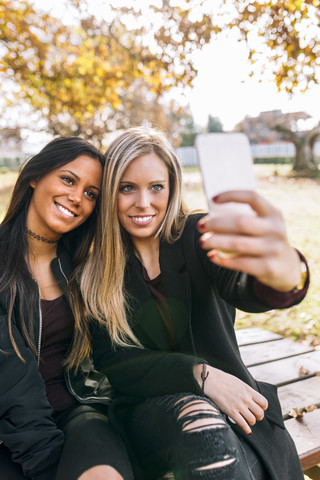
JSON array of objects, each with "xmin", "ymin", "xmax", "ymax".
[{"xmin": 26, "ymin": 228, "xmax": 59, "ymax": 245}]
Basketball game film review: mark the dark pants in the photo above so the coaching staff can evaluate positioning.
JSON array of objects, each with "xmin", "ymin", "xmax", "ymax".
[
  {"xmin": 125, "ymin": 393, "xmax": 269, "ymax": 480},
  {"xmin": 0, "ymin": 403, "xmax": 134, "ymax": 480}
]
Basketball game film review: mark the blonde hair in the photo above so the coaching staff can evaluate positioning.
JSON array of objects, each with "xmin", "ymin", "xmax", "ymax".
[{"xmin": 80, "ymin": 127, "xmax": 189, "ymax": 348}]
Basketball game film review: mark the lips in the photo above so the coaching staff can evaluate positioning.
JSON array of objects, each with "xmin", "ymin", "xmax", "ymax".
[{"xmin": 55, "ymin": 202, "xmax": 77, "ymax": 217}]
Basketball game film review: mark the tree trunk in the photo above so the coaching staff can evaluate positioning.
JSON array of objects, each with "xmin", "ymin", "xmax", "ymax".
[
  {"xmin": 292, "ymin": 137, "xmax": 312, "ymax": 172},
  {"xmin": 273, "ymin": 124, "xmax": 320, "ymax": 175}
]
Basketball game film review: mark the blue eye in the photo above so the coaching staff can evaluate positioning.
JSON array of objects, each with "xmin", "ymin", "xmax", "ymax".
[
  {"xmin": 152, "ymin": 184, "xmax": 164, "ymax": 191},
  {"xmin": 120, "ymin": 184, "xmax": 135, "ymax": 193}
]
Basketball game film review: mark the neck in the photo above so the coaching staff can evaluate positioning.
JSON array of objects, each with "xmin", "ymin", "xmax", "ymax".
[
  {"xmin": 133, "ymin": 237, "xmax": 160, "ymax": 280},
  {"xmin": 26, "ymin": 228, "xmax": 59, "ymax": 245},
  {"xmin": 27, "ymin": 236, "xmax": 58, "ymax": 259},
  {"xmin": 26, "ymin": 227, "xmax": 60, "ymax": 261}
]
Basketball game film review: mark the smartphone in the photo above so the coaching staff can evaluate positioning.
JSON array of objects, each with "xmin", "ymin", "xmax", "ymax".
[{"xmin": 195, "ymin": 132, "xmax": 256, "ymax": 217}]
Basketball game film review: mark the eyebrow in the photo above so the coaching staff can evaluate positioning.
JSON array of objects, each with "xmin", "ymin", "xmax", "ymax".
[
  {"xmin": 119, "ymin": 179, "xmax": 168, "ymax": 184},
  {"xmin": 60, "ymin": 169, "xmax": 101, "ymax": 192}
]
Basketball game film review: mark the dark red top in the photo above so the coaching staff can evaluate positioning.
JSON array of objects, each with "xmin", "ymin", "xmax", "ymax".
[{"xmin": 39, "ymin": 295, "xmax": 76, "ymax": 412}]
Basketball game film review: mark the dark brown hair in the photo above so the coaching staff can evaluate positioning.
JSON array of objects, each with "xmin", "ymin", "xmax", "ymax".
[{"xmin": 0, "ymin": 136, "xmax": 104, "ymax": 360}]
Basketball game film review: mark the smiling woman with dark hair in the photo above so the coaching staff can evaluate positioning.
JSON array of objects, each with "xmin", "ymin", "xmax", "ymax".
[{"xmin": 0, "ymin": 137, "xmax": 133, "ymax": 480}]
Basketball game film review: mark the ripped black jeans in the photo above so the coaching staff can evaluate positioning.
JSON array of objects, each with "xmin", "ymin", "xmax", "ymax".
[{"xmin": 125, "ymin": 393, "xmax": 268, "ymax": 480}]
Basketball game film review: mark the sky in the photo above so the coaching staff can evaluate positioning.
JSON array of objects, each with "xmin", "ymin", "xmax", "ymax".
[{"xmin": 187, "ymin": 34, "xmax": 320, "ymax": 131}]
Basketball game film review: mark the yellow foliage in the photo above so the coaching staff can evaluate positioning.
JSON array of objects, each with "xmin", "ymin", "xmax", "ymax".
[{"xmin": 2, "ymin": 0, "xmax": 318, "ymax": 137}]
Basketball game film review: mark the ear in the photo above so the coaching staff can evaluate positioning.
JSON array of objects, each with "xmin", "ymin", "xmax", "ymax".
[{"xmin": 29, "ymin": 179, "xmax": 38, "ymax": 189}]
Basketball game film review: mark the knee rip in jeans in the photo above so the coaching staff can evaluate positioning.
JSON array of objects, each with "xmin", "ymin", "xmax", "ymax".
[{"xmin": 174, "ymin": 395, "xmax": 237, "ymax": 475}]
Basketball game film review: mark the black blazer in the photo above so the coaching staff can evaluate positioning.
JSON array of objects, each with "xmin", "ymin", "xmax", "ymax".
[{"xmin": 92, "ymin": 214, "xmax": 306, "ymax": 479}]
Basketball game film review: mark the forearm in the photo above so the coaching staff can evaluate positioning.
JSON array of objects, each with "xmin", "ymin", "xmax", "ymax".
[
  {"xmin": 92, "ymin": 321, "xmax": 205, "ymax": 397},
  {"xmin": 97, "ymin": 347, "xmax": 205, "ymax": 397}
]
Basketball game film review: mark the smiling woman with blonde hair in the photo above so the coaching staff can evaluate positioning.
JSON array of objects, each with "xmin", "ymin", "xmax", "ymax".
[
  {"xmin": 82, "ymin": 126, "xmax": 309, "ymax": 480},
  {"xmin": 81, "ymin": 127, "xmax": 188, "ymax": 349}
]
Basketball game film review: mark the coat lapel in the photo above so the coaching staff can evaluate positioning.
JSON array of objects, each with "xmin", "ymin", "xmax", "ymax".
[{"xmin": 125, "ymin": 239, "xmax": 194, "ymax": 353}]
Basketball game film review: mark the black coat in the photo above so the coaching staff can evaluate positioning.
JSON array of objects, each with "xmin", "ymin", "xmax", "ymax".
[
  {"xmin": 92, "ymin": 213, "xmax": 306, "ymax": 480},
  {"xmin": 0, "ymin": 242, "xmax": 112, "ymax": 479}
]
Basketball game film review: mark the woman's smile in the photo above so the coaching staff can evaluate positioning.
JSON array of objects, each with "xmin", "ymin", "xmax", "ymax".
[
  {"xmin": 55, "ymin": 201, "xmax": 78, "ymax": 218},
  {"xmin": 129, "ymin": 215, "xmax": 155, "ymax": 225}
]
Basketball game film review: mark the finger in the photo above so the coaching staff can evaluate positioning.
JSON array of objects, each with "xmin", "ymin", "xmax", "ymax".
[
  {"xmin": 201, "ymin": 215, "xmax": 270, "ymax": 237},
  {"xmin": 229, "ymin": 412, "xmax": 252, "ymax": 435},
  {"xmin": 197, "ymin": 215, "xmax": 210, "ymax": 232},
  {"xmin": 249, "ymin": 404, "xmax": 265, "ymax": 422},
  {"xmin": 201, "ymin": 234, "xmax": 273, "ymax": 257},
  {"xmin": 252, "ymin": 392, "xmax": 269, "ymax": 411},
  {"xmin": 207, "ymin": 251, "xmax": 277, "ymax": 279},
  {"xmin": 213, "ymin": 190, "xmax": 279, "ymax": 218},
  {"xmin": 240, "ymin": 408, "xmax": 258, "ymax": 426}
]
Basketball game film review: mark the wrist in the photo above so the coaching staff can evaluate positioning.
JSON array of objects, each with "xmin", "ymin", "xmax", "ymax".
[
  {"xmin": 193, "ymin": 363, "xmax": 211, "ymax": 394},
  {"xmin": 256, "ymin": 249, "xmax": 308, "ymax": 293},
  {"xmin": 275, "ymin": 252, "xmax": 308, "ymax": 292},
  {"xmin": 200, "ymin": 363, "xmax": 209, "ymax": 392},
  {"xmin": 193, "ymin": 363, "xmax": 203, "ymax": 388},
  {"xmin": 290, "ymin": 256, "xmax": 308, "ymax": 292}
]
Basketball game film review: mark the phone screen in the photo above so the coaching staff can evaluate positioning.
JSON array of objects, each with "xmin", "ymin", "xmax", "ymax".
[{"xmin": 195, "ymin": 133, "xmax": 256, "ymax": 216}]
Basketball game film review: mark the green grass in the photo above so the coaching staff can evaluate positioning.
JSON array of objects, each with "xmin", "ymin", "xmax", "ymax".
[
  {"xmin": 182, "ymin": 165, "xmax": 320, "ymax": 346},
  {"xmin": 1, "ymin": 166, "xmax": 319, "ymax": 345}
]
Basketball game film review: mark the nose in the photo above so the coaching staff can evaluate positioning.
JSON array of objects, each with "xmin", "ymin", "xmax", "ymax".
[
  {"xmin": 135, "ymin": 190, "xmax": 150, "ymax": 208},
  {"xmin": 68, "ymin": 188, "xmax": 82, "ymax": 206}
]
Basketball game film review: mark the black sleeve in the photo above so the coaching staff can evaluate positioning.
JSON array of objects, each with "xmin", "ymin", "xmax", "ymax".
[
  {"xmin": 186, "ymin": 214, "xmax": 309, "ymax": 313},
  {"xmin": 91, "ymin": 322, "xmax": 205, "ymax": 398},
  {"xmin": 31, "ymin": 464, "xmax": 58, "ymax": 480},
  {"xmin": 0, "ymin": 318, "xmax": 63, "ymax": 478}
]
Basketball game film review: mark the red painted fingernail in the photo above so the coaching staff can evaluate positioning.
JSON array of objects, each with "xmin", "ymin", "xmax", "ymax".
[
  {"xmin": 212, "ymin": 194, "xmax": 220, "ymax": 201},
  {"xmin": 198, "ymin": 221, "xmax": 206, "ymax": 231}
]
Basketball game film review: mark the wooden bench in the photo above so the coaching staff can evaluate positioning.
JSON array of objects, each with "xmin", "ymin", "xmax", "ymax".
[{"xmin": 236, "ymin": 327, "xmax": 320, "ymax": 477}]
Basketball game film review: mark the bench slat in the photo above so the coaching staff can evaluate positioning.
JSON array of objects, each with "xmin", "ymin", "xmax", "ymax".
[
  {"xmin": 235, "ymin": 328, "xmax": 320, "ymax": 473},
  {"xmin": 284, "ymin": 409, "xmax": 320, "ymax": 471},
  {"xmin": 248, "ymin": 350, "xmax": 320, "ymax": 386},
  {"xmin": 239, "ymin": 338, "xmax": 314, "ymax": 367},
  {"xmin": 235, "ymin": 327, "xmax": 282, "ymax": 346},
  {"xmin": 278, "ymin": 376, "xmax": 320, "ymax": 417}
]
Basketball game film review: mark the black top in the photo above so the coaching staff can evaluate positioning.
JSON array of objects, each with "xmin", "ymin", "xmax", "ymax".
[{"xmin": 39, "ymin": 296, "xmax": 76, "ymax": 412}]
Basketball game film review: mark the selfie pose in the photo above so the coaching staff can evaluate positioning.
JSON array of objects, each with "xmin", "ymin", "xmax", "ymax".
[
  {"xmin": 0, "ymin": 137, "xmax": 133, "ymax": 480},
  {"xmin": 81, "ymin": 127, "xmax": 309, "ymax": 480}
]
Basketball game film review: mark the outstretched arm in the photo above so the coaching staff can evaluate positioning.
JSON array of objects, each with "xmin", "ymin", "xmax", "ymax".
[{"xmin": 198, "ymin": 190, "xmax": 307, "ymax": 293}]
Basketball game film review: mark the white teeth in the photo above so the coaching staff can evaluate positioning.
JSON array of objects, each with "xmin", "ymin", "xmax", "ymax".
[
  {"xmin": 57, "ymin": 204, "xmax": 75, "ymax": 217},
  {"xmin": 132, "ymin": 216, "xmax": 153, "ymax": 223}
]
